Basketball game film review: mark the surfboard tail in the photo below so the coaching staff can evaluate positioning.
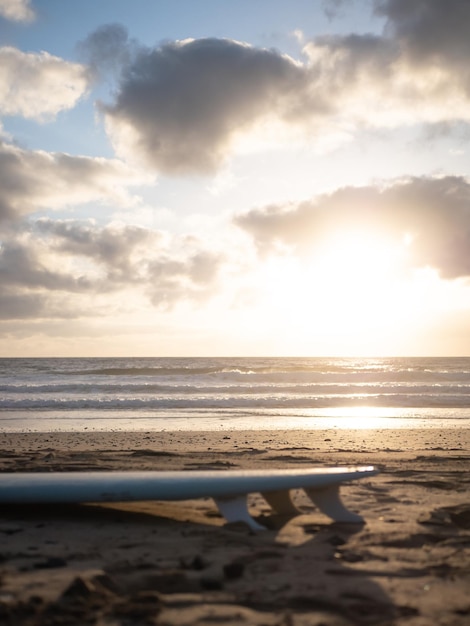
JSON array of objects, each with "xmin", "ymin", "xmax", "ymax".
[{"xmin": 213, "ymin": 484, "xmax": 364, "ymax": 531}]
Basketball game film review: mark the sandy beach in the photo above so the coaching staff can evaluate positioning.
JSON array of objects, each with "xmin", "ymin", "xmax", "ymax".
[{"xmin": 0, "ymin": 427, "xmax": 469, "ymax": 625}]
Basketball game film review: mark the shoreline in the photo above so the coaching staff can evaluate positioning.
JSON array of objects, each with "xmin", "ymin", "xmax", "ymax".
[
  {"xmin": 1, "ymin": 427, "xmax": 469, "ymax": 625},
  {"xmin": 1, "ymin": 414, "xmax": 469, "ymax": 434}
]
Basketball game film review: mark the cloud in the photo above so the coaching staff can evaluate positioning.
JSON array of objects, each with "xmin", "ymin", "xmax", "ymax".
[
  {"xmin": 0, "ymin": 0, "xmax": 34, "ymax": 22},
  {"xmin": 235, "ymin": 176, "xmax": 470, "ymax": 279},
  {"xmin": 76, "ymin": 23, "xmax": 136, "ymax": 82},
  {"xmin": 321, "ymin": 0, "xmax": 354, "ymax": 20},
  {"xmin": 374, "ymin": 0, "xmax": 470, "ymax": 69},
  {"xmin": 303, "ymin": 0, "xmax": 470, "ymax": 129},
  {"xmin": 0, "ymin": 140, "xmax": 150, "ymax": 222},
  {"xmin": 0, "ymin": 292, "xmax": 50, "ymax": 320},
  {"xmin": 0, "ymin": 239, "xmax": 95, "ymax": 292},
  {"xmin": 97, "ymin": 2, "xmax": 470, "ymax": 174},
  {"xmin": 0, "ymin": 233, "xmax": 101, "ymax": 319},
  {"xmin": 0, "ymin": 47, "xmax": 88, "ymax": 120},
  {"xmin": 147, "ymin": 249, "xmax": 223, "ymax": 308},
  {"xmin": 0, "ymin": 218, "xmax": 226, "ymax": 320},
  {"xmin": 102, "ymin": 37, "xmax": 310, "ymax": 174},
  {"xmin": 35, "ymin": 218, "xmax": 158, "ymax": 283},
  {"xmin": 1, "ymin": 4, "xmax": 463, "ymax": 184},
  {"xmin": 303, "ymin": 35, "xmax": 470, "ymax": 129}
]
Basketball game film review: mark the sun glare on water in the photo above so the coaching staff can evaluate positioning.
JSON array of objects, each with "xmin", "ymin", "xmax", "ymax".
[{"xmin": 317, "ymin": 406, "xmax": 409, "ymax": 429}]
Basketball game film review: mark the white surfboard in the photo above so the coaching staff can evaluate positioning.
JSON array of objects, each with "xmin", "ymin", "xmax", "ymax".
[{"xmin": 0, "ymin": 466, "xmax": 378, "ymax": 531}]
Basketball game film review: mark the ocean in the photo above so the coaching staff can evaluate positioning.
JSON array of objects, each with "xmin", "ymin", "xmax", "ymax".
[{"xmin": 0, "ymin": 357, "xmax": 469, "ymax": 432}]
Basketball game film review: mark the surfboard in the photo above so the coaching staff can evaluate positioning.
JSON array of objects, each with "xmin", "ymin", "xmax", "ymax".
[{"xmin": 0, "ymin": 466, "xmax": 378, "ymax": 531}]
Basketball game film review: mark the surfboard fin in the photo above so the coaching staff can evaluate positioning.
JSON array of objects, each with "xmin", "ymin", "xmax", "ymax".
[
  {"xmin": 261, "ymin": 489, "xmax": 299, "ymax": 516},
  {"xmin": 214, "ymin": 495, "xmax": 266, "ymax": 531},
  {"xmin": 214, "ymin": 485, "xmax": 362, "ymax": 530},
  {"xmin": 304, "ymin": 484, "xmax": 364, "ymax": 523}
]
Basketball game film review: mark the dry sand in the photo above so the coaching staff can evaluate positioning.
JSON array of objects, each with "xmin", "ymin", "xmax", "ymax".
[{"xmin": 0, "ymin": 427, "xmax": 469, "ymax": 625}]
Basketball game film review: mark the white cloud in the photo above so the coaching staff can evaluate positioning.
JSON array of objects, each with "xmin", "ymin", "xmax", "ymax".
[
  {"xmin": 0, "ymin": 0, "xmax": 34, "ymax": 22},
  {"xmin": 0, "ymin": 47, "xmax": 89, "ymax": 120},
  {"xmin": 302, "ymin": 33, "xmax": 470, "ymax": 129},
  {"xmin": 0, "ymin": 140, "xmax": 151, "ymax": 221},
  {"xmin": 235, "ymin": 175, "xmax": 470, "ymax": 279},
  {"xmin": 303, "ymin": 1, "xmax": 470, "ymax": 130}
]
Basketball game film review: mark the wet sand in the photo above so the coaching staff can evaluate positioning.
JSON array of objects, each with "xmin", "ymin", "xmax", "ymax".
[{"xmin": 0, "ymin": 428, "xmax": 469, "ymax": 625}]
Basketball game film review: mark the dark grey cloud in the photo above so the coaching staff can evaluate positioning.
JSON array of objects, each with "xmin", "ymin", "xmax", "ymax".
[
  {"xmin": 76, "ymin": 23, "xmax": 136, "ymax": 82},
  {"xmin": 235, "ymin": 176, "xmax": 470, "ymax": 279},
  {"xmin": 374, "ymin": 0, "xmax": 470, "ymax": 70},
  {"xmin": 103, "ymin": 37, "xmax": 311, "ymax": 174},
  {"xmin": 0, "ymin": 289, "xmax": 96, "ymax": 321},
  {"xmin": 322, "ymin": 0, "xmax": 355, "ymax": 20},
  {"xmin": 0, "ymin": 292, "xmax": 52, "ymax": 320}
]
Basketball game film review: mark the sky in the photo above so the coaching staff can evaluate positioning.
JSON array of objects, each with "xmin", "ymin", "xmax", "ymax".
[{"xmin": 1, "ymin": 0, "xmax": 470, "ymax": 357}]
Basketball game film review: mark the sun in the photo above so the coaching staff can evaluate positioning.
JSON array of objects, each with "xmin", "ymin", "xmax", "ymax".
[{"xmin": 253, "ymin": 228, "xmax": 428, "ymax": 355}]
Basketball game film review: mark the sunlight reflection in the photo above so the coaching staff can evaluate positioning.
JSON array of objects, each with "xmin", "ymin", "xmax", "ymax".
[{"xmin": 316, "ymin": 406, "xmax": 408, "ymax": 429}]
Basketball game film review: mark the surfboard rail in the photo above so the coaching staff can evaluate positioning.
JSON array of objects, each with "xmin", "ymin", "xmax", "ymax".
[{"xmin": 0, "ymin": 466, "xmax": 378, "ymax": 531}]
